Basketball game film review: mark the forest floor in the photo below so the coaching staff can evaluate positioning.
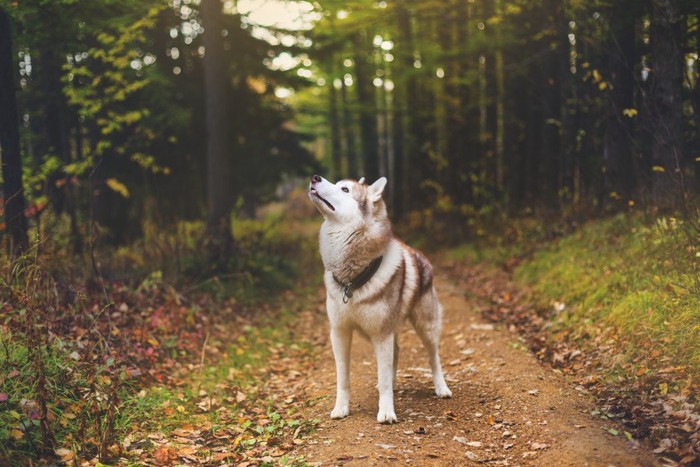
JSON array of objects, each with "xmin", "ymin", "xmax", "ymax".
[
  {"xmin": 288, "ymin": 258, "xmax": 656, "ymax": 466},
  {"xmin": 6, "ymin": 209, "xmax": 696, "ymax": 465}
]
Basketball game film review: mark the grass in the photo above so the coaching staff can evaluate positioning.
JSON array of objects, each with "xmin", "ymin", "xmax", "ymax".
[
  {"xmin": 515, "ymin": 214, "xmax": 700, "ymax": 377},
  {"xmin": 444, "ymin": 210, "xmax": 700, "ymax": 387}
]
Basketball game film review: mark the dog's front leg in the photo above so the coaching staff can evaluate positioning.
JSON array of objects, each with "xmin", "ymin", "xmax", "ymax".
[
  {"xmin": 330, "ymin": 327, "xmax": 352, "ymax": 419},
  {"xmin": 373, "ymin": 334, "xmax": 397, "ymax": 424}
]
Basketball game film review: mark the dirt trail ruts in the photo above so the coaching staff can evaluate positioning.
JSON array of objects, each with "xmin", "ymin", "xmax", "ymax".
[{"xmin": 290, "ymin": 269, "xmax": 656, "ymax": 466}]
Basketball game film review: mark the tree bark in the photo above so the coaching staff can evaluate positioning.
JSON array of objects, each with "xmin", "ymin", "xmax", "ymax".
[
  {"xmin": 602, "ymin": 1, "xmax": 637, "ymax": 208},
  {"xmin": 38, "ymin": 46, "xmax": 82, "ymax": 252},
  {"xmin": 494, "ymin": 0, "xmax": 505, "ymax": 197},
  {"xmin": 329, "ymin": 66, "xmax": 343, "ymax": 179},
  {"xmin": 354, "ymin": 31, "xmax": 380, "ymax": 182},
  {"xmin": 0, "ymin": 8, "xmax": 29, "ymax": 257},
  {"xmin": 649, "ymin": 0, "xmax": 685, "ymax": 210},
  {"xmin": 340, "ymin": 77, "xmax": 358, "ymax": 177},
  {"xmin": 201, "ymin": 0, "xmax": 233, "ymax": 254},
  {"xmin": 396, "ymin": 0, "xmax": 416, "ymax": 211}
]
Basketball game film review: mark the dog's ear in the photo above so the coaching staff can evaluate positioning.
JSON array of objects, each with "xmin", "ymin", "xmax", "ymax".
[{"xmin": 368, "ymin": 177, "xmax": 387, "ymax": 202}]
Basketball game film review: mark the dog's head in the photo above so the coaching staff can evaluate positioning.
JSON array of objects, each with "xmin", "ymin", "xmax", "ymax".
[{"xmin": 308, "ymin": 175, "xmax": 388, "ymax": 224}]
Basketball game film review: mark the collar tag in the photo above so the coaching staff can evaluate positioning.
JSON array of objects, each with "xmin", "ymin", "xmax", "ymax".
[{"xmin": 342, "ymin": 284, "xmax": 353, "ymax": 304}]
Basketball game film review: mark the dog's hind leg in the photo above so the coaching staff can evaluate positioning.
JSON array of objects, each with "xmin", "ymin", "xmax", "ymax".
[
  {"xmin": 373, "ymin": 333, "xmax": 398, "ymax": 423},
  {"xmin": 413, "ymin": 296, "xmax": 452, "ymax": 399},
  {"xmin": 330, "ymin": 327, "xmax": 352, "ymax": 419}
]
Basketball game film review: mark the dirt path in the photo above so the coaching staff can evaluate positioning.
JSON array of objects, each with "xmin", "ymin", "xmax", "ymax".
[{"xmin": 291, "ymin": 269, "xmax": 657, "ymax": 466}]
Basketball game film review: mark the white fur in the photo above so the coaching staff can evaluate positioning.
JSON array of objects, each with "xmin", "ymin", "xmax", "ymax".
[{"xmin": 309, "ymin": 176, "xmax": 451, "ymax": 424}]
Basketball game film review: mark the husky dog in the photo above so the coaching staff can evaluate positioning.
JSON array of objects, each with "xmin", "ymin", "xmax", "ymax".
[{"xmin": 308, "ymin": 174, "xmax": 452, "ymax": 424}]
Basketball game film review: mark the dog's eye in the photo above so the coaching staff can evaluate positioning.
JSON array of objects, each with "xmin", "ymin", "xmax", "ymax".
[{"xmin": 341, "ymin": 187, "xmax": 349, "ymax": 193}]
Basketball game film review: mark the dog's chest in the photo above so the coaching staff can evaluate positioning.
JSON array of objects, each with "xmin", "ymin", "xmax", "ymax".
[{"xmin": 327, "ymin": 298, "xmax": 392, "ymax": 336}]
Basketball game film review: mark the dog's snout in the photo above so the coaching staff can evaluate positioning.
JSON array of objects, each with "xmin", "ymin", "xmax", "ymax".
[{"xmin": 311, "ymin": 174, "xmax": 322, "ymax": 184}]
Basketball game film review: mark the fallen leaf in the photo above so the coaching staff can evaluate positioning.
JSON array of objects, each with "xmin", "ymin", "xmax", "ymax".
[{"xmin": 55, "ymin": 448, "xmax": 74, "ymax": 462}]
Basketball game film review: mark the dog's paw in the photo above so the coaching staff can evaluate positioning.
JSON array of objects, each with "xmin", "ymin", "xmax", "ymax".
[
  {"xmin": 435, "ymin": 385, "xmax": 452, "ymax": 399},
  {"xmin": 377, "ymin": 410, "xmax": 398, "ymax": 424},
  {"xmin": 330, "ymin": 405, "xmax": 350, "ymax": 419}
]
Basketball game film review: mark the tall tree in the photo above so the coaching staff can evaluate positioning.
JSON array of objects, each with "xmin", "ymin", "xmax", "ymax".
[
  {"xmin": 0, "ymin": 7, "xmax": 29, "ymax": 257},
  {"xmin": 201, "ymin": 0, "xmax": 233, "ymax": 254},
  {"xmin": 602, "ymin": 0, "xmax": 637, "ymax": 207},
  {"xmin": 649, "ymin": 0, "xmax": 685, "ymax": 210},
  {"xmin": 329, "ymin": 61, "xmax": 343, "ymax": 178},
  {"xmin": 354, "ymin": 30, "xmax": 380, "ymax": 182}
]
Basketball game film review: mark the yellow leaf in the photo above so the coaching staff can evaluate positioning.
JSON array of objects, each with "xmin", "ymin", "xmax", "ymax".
[
  {"xmin": 9, "ymin": 428, "xmax": 23, "ymax": 440},
  {"xmin": 622, "ymin": 108, "xmax": 638, "ymax": 118},
  {"xmin": 659, "ymin": 382, "xmax": 669, "ymax": 395},
  {"xmin": 55, "ymin": 448, "xmax": 75, "ymax": 462},
  {"xmin": 176, "ymin": 405, "xmax": 186, "ymax": 413},
  {"xmin": 147, "ymin": 337, "xmax": 159, "ymax": 347},
  {"xmin": 105, "ymin": 178, "xmax": 130, "ymax": 198},
  {"xmin": 652, "ymin": 166, "xmax": 665, "ymax": 173}
]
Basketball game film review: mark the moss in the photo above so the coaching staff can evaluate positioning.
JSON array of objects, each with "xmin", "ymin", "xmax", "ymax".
[{"xmin": 514, "ymin": 213, "xmax": 700, "ymax": 377}]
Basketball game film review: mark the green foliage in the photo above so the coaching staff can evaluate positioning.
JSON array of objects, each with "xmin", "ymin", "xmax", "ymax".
[
  {"xmin": 63, "ymin": 5, "xmax": 166, "ymax": 172},
  {"xmin": 516, "ymin": 214, "xmax": 700, "ymax": 377}
]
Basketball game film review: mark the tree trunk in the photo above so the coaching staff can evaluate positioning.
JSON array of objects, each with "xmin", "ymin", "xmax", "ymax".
[
  {"xmin": 38, "ymin": 46, "xmax": 83, "ymax": 252},
  {"xmin": 602, "ymin": 1, "xmax": 637, "ymax": 208},
  {"xmin": 396, "ymin": 0, "xmax": 418, "ymax": 211},
  {"xmin": 340, "ymin": 77, "xmax": 359, "ymax": 177},
  {"xmin": 354, "ymin": 31, "xmax": 380, "ymax": 182},
  {"xmin": 329, "ymin": 67, "xmax": 343, "ymax": 179},
  {"xmin": 201, "ymin": 0, "xmax": 233, "ymax": 254},
  {"xmin": 540, "ymin": 0, "xmax": 563, "ymax": 209},
  {"xmin": 494, "ymin": 0, "xmax": 506, "ymax": 197},
  {"xmin": 0, "ymin": 8, "xmax": 29, "ymax": 257},
  {"xmin": 649, "ymin": 0, "xmax": 685, "ymax": 210}
]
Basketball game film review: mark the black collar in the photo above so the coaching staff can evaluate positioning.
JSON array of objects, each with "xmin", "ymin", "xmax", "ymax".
[{"xmin": 333, "ymin": 256, "xmax": 383, "ymax": 303}]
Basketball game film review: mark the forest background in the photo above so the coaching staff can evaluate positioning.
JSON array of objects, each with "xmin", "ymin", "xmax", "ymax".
[{"xmin": 0, "ymin": 0, "xmax": 699, "ymax": 464}]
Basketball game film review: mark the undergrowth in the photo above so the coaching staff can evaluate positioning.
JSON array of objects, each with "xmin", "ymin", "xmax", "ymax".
[
  {"xmin": 0, "ymin": 199, "xmax": 320, "ymax": 464},
  {"xmin": 447, "ymin": 211, "xmax": 700, "ymax": 380},
  {"xmin": 515, "ymin": 213, "xmax": 700, "ymax": 379}
]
